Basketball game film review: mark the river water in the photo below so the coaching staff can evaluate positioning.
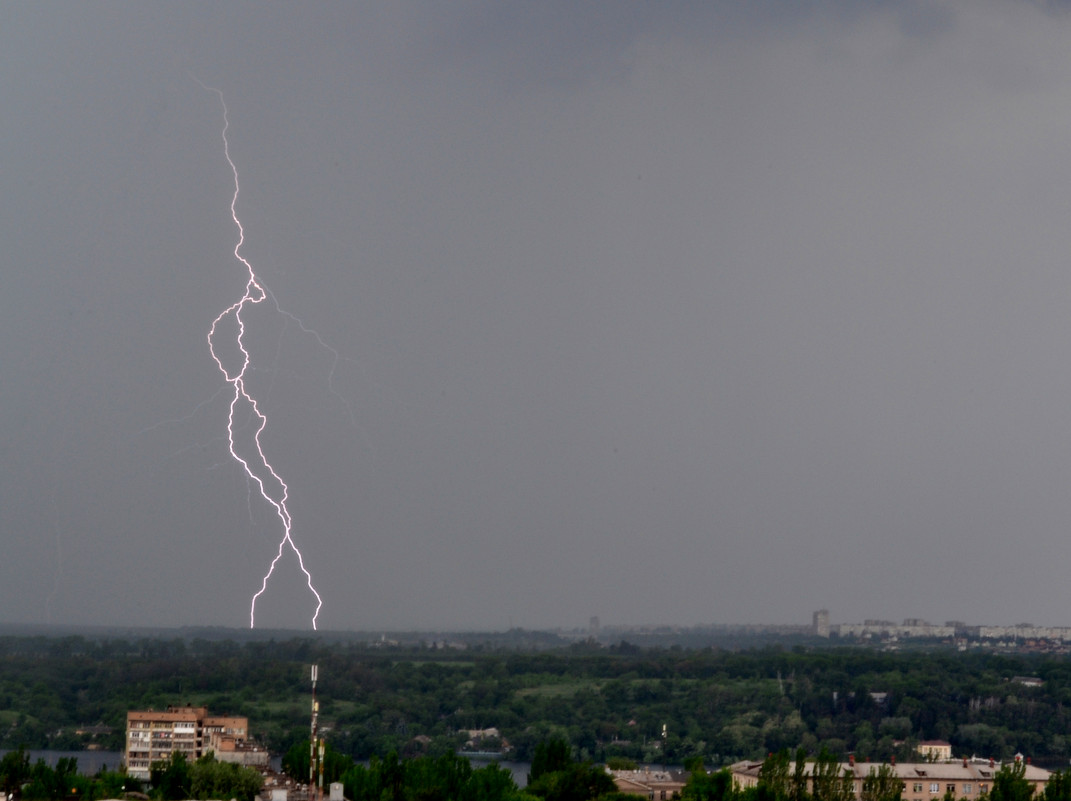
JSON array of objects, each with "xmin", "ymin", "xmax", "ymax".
[
  {"xmin": 0, "ymin": 751, "xmax": 531, "ymax": 787},
  {"xmin": 0, "ymin": 750, "xmax": 124, "ymax": 775}
]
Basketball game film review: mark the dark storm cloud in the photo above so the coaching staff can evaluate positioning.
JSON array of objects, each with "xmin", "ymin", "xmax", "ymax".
[
  {"xmin": 428, "ymin": 0, "xmax": 957, "ymax": 90},
  {"xmin": 3, "ymin": 1, "xmax": 1071, "ymax": 631}
]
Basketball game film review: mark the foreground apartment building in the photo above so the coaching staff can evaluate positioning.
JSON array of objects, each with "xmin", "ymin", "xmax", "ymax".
[
  {"xmin": 730, "ymin": 757, "xmax": 1051, "ymax": 801},
  {"xmin": 124, "ymin": 705, "xmax": 250, "ymax": 780}
]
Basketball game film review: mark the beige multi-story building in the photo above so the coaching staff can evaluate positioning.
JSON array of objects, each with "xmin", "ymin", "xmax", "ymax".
[
  {"xmin": 918, "ymin": 741, "xmax": 953, "ymax": 762},
  {"xmin": 125, "ymin": 706, "xmax": 250, "ymax": 780},
  {"xmin": 610, "ymin": 768, "xmax": 689, "ymax": 800},
  {"xmin": 730, "ymin": 758, "xmax": 1050, "ymax": 800}
]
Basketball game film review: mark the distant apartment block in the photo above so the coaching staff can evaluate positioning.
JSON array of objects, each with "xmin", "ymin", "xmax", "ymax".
[
  {"xmin": 829, "ymin": 616, "xmax": 1071, "ymax": 643},
  {"xmin": 125, "ymin": 705, "xmax": 250, "ymax": 780},
  {"xmin": 813, "ymin": 609, "xmax": 830, "ymax": 638},
  {"xmin": 836, "ymin": 619, "xmax": 956, "ymax": 640}
]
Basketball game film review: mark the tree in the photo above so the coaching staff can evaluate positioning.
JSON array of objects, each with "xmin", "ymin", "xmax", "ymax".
[
  {"xmin": 530, "ymin": 739, "xmax": 573, "ymax": 783},
  {"xmin": 0, "ymin": 748, "xmax": 30, "ymax": 799},
  {"xmin": 810, "ymin": 750, "xmax": 853, "ymax": 801},
  {"xmin": 93, "ymin": 768, "xmax": 145, "ymax": 800},
  {"xmin": 1043, "ymin": 770, "xmax": 1071, "ymax": 801},
  {"xmin": 403, "ymin": 752, "xmax": 472, "ymax": 801},
  {"xmin": 682, "ymin": 768, "xmax": 737, "ymax": 801},
  {"xmin": 987, "ymin": 761, "xmax": 1033, "ymax": 801},
  {"xmin": 150, "ymin": 752, "xmax": 191, "ymax": 801},
  {"xmin": 526, "ymin": 762, "xmax": 615, "ymax": 801},
  {"xmin": 21, "ymin": 757, "xmax": 90, "ymax": 801},
  {"xmin": 460, "ymin": 763, "xmax": 528, "ymax": 801},
  {"xmin": 526, "ymin": 737, "xmax": 614, "ymax": 801},
  {"xmin": 756, "ymin": 750, "xmax": 791, "ymax": 801},
  {"xmin": 188, "ymin": 754, "xmax": 263, "ymax": 801},
  {"xmin": 860, "ymin": 765, "xmax": 903, "ymax": 801},
  {"xmin": 790, "ymin": 749, "xmax": 810, "ymax": 801}
]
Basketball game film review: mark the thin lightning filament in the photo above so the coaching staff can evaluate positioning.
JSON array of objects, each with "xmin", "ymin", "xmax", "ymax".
[{"xmin": 199, "ymin": 80, "xmax": 323, "ymax": 629}]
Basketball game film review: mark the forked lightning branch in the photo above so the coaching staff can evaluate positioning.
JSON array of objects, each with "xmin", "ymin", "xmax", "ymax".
[{"xmin": 197, "ymin": 79, "xmax": 324, "ymax": 629}]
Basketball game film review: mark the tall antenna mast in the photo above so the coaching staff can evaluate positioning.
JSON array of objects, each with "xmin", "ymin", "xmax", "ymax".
[
  {"xmin": 318, "ymin": 738, "xmax": 325, "ymax": 800},
  {"xmin": 310, "ymin": 665, "xmax": 319, "ymax": 801}
]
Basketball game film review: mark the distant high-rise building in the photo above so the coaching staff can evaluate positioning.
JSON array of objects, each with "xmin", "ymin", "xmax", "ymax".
[
  {"xmin": 589, "ymin": 616, "xmax": 600, "ymax": 632},
  {"xmin": 813, "ymin": 609, "xmax": 830, "ymax": 638},
  {"xmin": 124, "ymin": 705, "xmax": 249, "ymax": 780}
]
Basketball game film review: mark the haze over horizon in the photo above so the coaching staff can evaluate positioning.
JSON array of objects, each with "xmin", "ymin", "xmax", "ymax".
[{"xmin": 5, "ymin": 2, "xmax": 1071, "ymax": 632}]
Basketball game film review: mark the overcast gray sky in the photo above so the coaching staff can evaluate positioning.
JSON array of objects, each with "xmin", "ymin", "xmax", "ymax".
[{"xmin": 6, "ymin": 1, "xmax": 1071, "ymax": 632}]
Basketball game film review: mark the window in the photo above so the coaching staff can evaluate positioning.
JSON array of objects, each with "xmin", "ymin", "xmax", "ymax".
[
  {"xmin": 980, "ymin": 785, "xmax": 988, "ymax": 794},
  {"xmin": 914, "ymin": 784, "xmax": 924, "ymax": 793},
  {"xmin": 964, "ymin": 785, "xmax": 972, "ymax": 795},
  {"xmin": 948, "ymin": 785, "xmax": 956, "ymax": 795},
  {"xmin": 930, "ymin": 784, "xmax": 940, "ymax": 794}
]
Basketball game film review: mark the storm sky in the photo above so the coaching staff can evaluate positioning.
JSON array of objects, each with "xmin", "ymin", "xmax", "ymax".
[{"xmin": 5, "ymin": 2, "xmax": 1071, "ymax": 631}]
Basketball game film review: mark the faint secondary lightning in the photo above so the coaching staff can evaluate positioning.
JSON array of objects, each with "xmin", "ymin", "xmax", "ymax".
[{"xmin": 196, "ymin": 77, "xmax": 324, "ymax": 629}]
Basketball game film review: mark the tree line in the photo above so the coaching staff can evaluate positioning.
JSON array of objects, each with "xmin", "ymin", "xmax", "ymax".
[
  {"xmin": 2, "ymin": 635, "xmax": 1071, "ymax": 766},
  {"xmin": 0, "ymin": 749, "xmax": 260, "ymax": 801},
  {"xmin": 280, "ymin": 738, "xmax": 620, "ymax": 801},
  {"xmin": 11, "ymin": 736, "xmax": 1071, "ymax": 801}
]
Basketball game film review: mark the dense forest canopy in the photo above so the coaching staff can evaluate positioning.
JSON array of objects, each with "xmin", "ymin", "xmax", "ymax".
[{"xmin": 1, "ymin": 635, "xmax": 1068, "ymax": 767}]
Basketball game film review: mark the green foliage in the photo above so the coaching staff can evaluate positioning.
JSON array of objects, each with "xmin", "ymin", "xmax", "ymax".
[
  {"xmin": 0, "ymin": 755, "xmax": 142, "ymax": 801},
  {"xmin": 93, "ymin": 768, "xmax": 144, "ymax": 800},
  {"xmin": 523, "ymin": 737, "xmax": 615, "ymax": 801},
  {"xmin": 526, "ymin": 761, "xmax": 615, "ymax": 801},
  {"xmin": 150, "ymin": 752, "xmax": 190, "ymax": 801},
  {"xmin": 682, "ymin": 768, "xmax": 736, "ymax": 801},
  {"xmin": 0, "ymin": 747, "xmax": 30, "ymax": 798},
  {"xmin": 1043, "ymin": 770, "xmax": 1071, "ymax": 801},
  {"xmin": 340, "ymin": 751, "xmax": 529, "ymax": 801},
  {"xmin": 21, "ymin": 756, "xmax": 93, "ymax": 801},
  {"xmin": 860, "ymin": 764, "xmax": 902, "ymax": 801},
  {"xmin": 531, "ymin": 739, "xmax": 573, "ymax": 783},
  {"xmin": 282, "ymin": 739, "xmax": 354, "ymax": 784},
  {"xmin": 145, "ymin": 752, "xmax": 263, "ymax": 801},
  {"xmin": 810, "ymin": 749, "xmax": 854, "ymax": 801},
  {"xmin": 751, "ymin": 747, "xmax": 809, "ymax": 801},
  {"xmin": 460, "ymin": 763, "xmax": 528, "ymax": 801},
  {"xmin": 188, "ymin": 754, "xmax": 263, "ymax": 801},
  {"xmin": 756, "ymin": 749, "xmax": 791, "ymax": 801},
  {"xmin": 987, "ymin": 761, "xmax": 1034, "ymax": 801},
  {"xmin": 2, "ymin": 635, "xmax": 1071, "ymax": 766}
]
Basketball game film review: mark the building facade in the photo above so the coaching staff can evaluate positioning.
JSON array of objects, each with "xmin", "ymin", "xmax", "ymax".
[
  {"xmin": 125, "ymin": 706, "xmax": 250, "ymax": 780},
  {"xmin": 813, "ymin": 610, "xmax": 831, "ymax": 638},
  {"xmin": 730, "ymin": 759, "xmax": 1050, "ymax": 801},
  {"xmin": 918, "ymin": 741, "xmax": 953, "ymax": 762},
  {"xmin": 610, "ymin": 768, "xmax": 689, "ymax": 799}
]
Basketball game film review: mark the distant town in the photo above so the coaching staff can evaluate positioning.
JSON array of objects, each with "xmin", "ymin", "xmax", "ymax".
[
  {"xmin": 119, "ymin": 702, "xmax": 1056, "ymax": 801},
  {"xmin": 566, "ymin": 610, "xmax": 1071, "ymax": 653},
  {"xmin": 9, "ymin": 610, "xmax": 1071, "ymax": 653},
  {"xmin": 5, "ymin": 631, "xmax": 1071, "ymax": 801}
]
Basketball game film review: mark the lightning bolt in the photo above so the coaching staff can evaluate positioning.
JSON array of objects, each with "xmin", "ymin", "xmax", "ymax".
[{"xmin": 196, "ymin": 78, "xmax": 324, "ymax": 629}]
